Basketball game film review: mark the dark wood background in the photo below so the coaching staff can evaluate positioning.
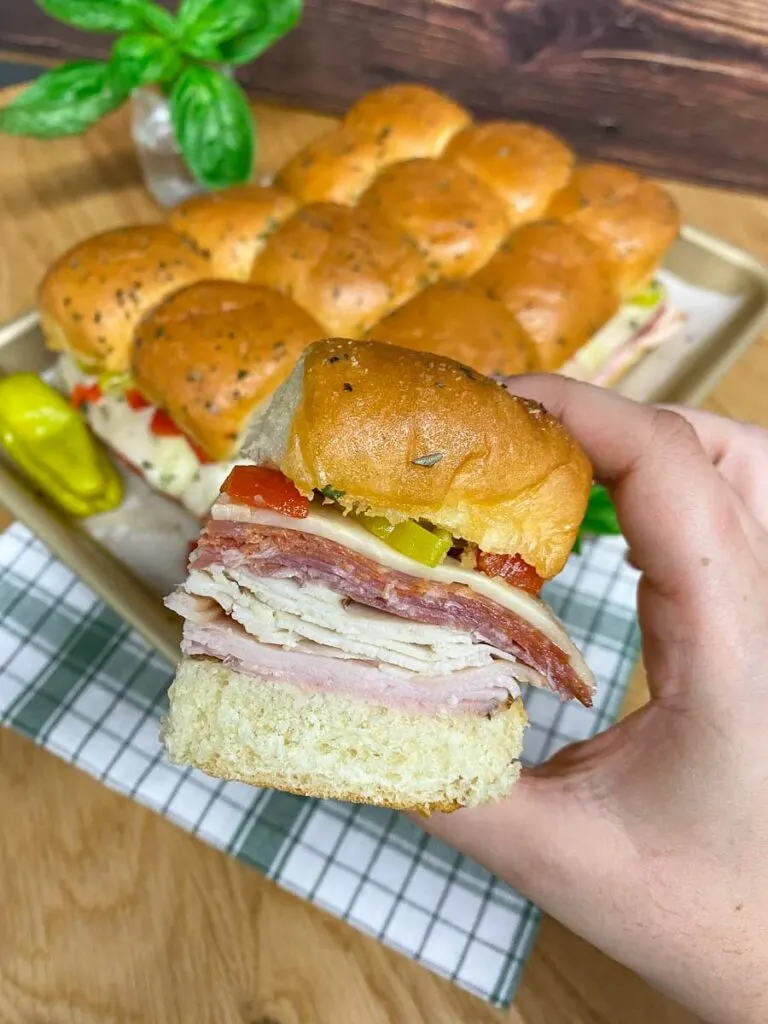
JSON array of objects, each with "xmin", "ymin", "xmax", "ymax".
[{"xmin": 2, "ymin": 0, "xmax": 768, "ymax": 193}]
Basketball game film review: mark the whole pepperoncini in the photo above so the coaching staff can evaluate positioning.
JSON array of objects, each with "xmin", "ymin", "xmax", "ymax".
[{"xmin": 0, "ymin": 373, "xmax": 123, "ymax": 517}]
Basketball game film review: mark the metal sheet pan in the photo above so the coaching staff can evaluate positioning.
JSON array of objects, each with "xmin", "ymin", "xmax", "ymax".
[{"xmin": 2, "ymin": 224, "xmax": 768, "ymax": 662}]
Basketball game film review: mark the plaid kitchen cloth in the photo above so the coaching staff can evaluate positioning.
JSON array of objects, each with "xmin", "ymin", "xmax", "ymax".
[{"xmin": 0, "ymin": 521, "xmax": 640, "ymax": 1007}]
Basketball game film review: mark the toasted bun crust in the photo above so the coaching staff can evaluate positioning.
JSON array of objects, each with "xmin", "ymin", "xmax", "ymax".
[
  {"xmin": 367, "ymin": 280, "xmax": 535, "ymax": 376},
  {"xmin": 444, "ymin": 122, "xmax": 574, "ymax": 226},
  {"xmin": 249, "ymin": 203, "xmax": 429, "ymax": 336},
  {"xmin": 343, "ymin": 83, "xmax": 471, "ymax": 162},
  {"xmin": 359, "ymin": 158, "xmax": 510, "ymax": 278},
  {"xmin": 545, "ymin": 163, "xmax": 680, "ymax": 297},
  {"xmin": 277, "ymin": 85, "xmax": 470, "ymax": 208},
  {"xmin": 132, "ymin": 281, "xmax": 324, "ymax": 461},
  {"xmin": 475, "ymin": 221, "xmax": 620, "ymax": 370},
  {"xmin": 246, "ymin": 338, "xmax": 592, "ymax": 578},
  {"xmin": 276, "ymin": 127, "xmax": 383, "ymax": 206},
  {"xmin": 167, "ymin": 185, "xmax": 297, "ymax": 281},
  {"xmin": 163, "ymin": 658, "xmax": 526, "ymax": 812},
  {"xmin": 38, "ymin": 226, "xmax": 210, "ymax": 373}
]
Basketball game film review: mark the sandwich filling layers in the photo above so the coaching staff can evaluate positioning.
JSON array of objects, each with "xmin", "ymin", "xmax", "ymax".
[
  {"xmin": 561, "ymin": 282, "xmax": 681, "ymax": 385},
  {"xmin": 166, "ymin": 495, "xmax": 596, "ymax": 717},
  {"xmin": 56, "ymin": 355, "xmax": 242, "ymax": 517}
]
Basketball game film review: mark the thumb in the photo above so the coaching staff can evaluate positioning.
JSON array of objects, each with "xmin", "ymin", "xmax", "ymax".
[{"xmin": 503, "ymin": 374, "xmax": 731, "ymax": 603}]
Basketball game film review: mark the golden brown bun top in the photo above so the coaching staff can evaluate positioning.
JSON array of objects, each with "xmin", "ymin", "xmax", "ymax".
[
  {"xmin": 358, "ymin": 158, "xmax": 510, "ymax": 278},
  {"xmin": 545, "ymin": 162, "xmax": 680, "ymax": 297},
  {"xmin": 343, "ymin": 83, "xmax": 471, "ymax": 162},
  {"xmin": 367, "ymin": 280, "xmax": 534, "ymax": 377},
  {"xmin": 132, "ymin": 281, "xmax": 324, "ymax": 461},
  {"xmin": 276, "ymin": 127, "xmax": 383, "ymax": 206},
  {"xmin": 444, "ymin": 122, "xmax": 574, "ymax": 226},
  {"xmin": 167, "ymin": 185, "xmax": 297, "ymax": 281},
  {"xmin": 475, "ymin": 221, "xmax": 620, "ymax": 371},
  {"xmin": 250, "ymin": 338, "xmax": 591, "ymax": 578},
  {"xmin": 249, "ymin": 202, "xmax": 429, "ymax": 337},
  {"xmin": 38, "ymin": 226, "xmax": 211, "ymax": 374},
  {"xmin": 277, "ymin": 86, "xmax": 470, "ymax": 207}
]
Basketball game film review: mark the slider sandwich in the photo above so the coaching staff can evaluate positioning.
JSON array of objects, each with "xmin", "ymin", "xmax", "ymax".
[
  {"xmin": 40, "ymin": 225, "xmax": 211, "ymax": 375},
  {"xmin": 277, "ymin": 84, "xmax": 472, "ymax": 206},
  {"xmin": 38, "ymin": 83, "xmax": 684, "ymax": 534},
  {"xmin": 58, "ymin": 279, "xmax": 324, "ymax": 517},
  {"xmin": 269, "ymin": 88, "xmax": 682, "ymax": 386},
  {"xmin": 163, "ymin": 339, "xmax": 595, "ymax": 812},
  {"xmin": 368, "ymin": 199, "xmax": 681, "ymax": 386},
  {"xmin": 544, "ymin": 163, "xmax": 684, "ymax": 384},
  {"xmin": 168, "ymin": 184, "xmax": 297, "ymax": 281}
]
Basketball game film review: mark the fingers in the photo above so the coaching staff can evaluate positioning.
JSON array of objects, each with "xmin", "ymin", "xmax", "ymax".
[
  {"xmin": 660, "ymin": 405, "xmax": 756, "ymax": 464},
  {"xmin": 661, "ymin": 405, "xmax": 768, "ymax": 530},
  {"xmin": 504, "ymin": 375, "xmax": 728, "ymax": 597},
  {"xmin": 508, "ymin": 375, "xmax": 701, "ymax": 483}
]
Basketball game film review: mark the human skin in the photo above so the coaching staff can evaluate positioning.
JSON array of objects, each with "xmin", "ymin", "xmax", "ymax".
[{"xmin": 419, "ymin": 376, "xmax": 768, "ymax": 1024}]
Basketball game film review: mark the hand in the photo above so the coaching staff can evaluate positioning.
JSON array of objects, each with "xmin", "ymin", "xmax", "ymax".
[{"xmin": 420, "ymin": 376, "xmax": 768, "ymax": 1024}]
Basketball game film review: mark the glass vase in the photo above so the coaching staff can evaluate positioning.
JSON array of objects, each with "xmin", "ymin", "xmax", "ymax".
[{"xmin": 130, "ymin": 86, "xmax": 203, "ymax": 208}]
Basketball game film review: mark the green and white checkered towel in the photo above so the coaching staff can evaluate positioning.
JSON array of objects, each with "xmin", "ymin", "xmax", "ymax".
[{"xmin": 0, "ymin": 521, "xmax": 640, "ymax": 1006}]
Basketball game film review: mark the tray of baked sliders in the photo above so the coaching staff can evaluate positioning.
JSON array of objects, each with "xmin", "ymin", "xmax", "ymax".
[{"xmin": 2, "ymin": 83, "xmax": 768, "ymax": 666}]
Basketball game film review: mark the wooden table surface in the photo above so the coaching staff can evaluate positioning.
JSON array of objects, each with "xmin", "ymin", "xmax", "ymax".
[{"xmin": 1, "ymin": 89, "xmax": 767, "ymax": 1024}]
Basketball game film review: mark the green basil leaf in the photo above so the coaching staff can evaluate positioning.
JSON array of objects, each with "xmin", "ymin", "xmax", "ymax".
[
  {"xmin": 175, "ymin": 38, "xmax": 226, "ymax": 63},
  {"xmin": 35, "ymin": 0, "xmax": 173, "ymax": 34},
  {"xmin": 320, "ymin": 485, "xmax": 345, "ymax": 501},
  {"xmin": 0, "ymin": 62, "xmax": 127, "ymax": 139},
  {"xmin": 110, "ymin": 34, "xmax": 182, "ymax": 92},
  {"xmin": 137, "ymin": 4, "xmax": 177, "ymax": 36},
  {"xmin": 219, "ymin": 0, "xmax": 303, "ymax": 65},
  {"xmin": 583, "ymin": 484, "xmax": 622, "ymax": 534},
  {"xmin": 170, "ymin": 65, "xmax": 255, "ymax": 188},
  {"xmin": 575, "ymin": 484, "xmax": 622, "ymax": 553},
  {"xmin": 177, "ymin": 0, "xmax": 262, "ymax": 59}
]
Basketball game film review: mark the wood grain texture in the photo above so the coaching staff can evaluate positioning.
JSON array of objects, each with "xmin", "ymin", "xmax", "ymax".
[
  {"xmin": 0, "ymin": 0, "xmax": 767, "ymax": 191},
  {"xmin": 3, "ymin": 95, "xmax": 768, "ymax": 1024},
  {"xmin": 0, "ymin": 729, "xmax": 514, "ymax": 1024}
]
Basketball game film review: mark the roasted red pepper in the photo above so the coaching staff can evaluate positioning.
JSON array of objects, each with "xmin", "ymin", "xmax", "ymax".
[
  {"xmin": 221, "ymin": 465, "xmax": 309, "ymax": 518},
  {"xmin": 70, "ymin": 382, "xmax": 102, "ymax": 409},
  {"xmin": 476, "ymin": 551, "xmax": 544, "ymax": 596},
  {"xmin": 149, "ymin": 408, "xmax": 214, "ymax": 464},
  {"xmin": 125, "ymin": 388, "xmax": 151, "ymax": 411},
  {"xmin": 187, "ymin": 438, "xmax": 215, "ymax": 465},
  {"xmin": 149, "ymin": 408, "xmax": 182, "ymax": 437}
]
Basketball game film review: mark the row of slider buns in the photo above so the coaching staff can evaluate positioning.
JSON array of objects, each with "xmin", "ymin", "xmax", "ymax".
[{"xmin": 39, "ymin": 83, "xmax": 681, "ymax": 506}]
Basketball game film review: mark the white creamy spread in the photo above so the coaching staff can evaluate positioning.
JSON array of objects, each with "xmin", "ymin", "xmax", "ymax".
[
  {"xmin": 57, "ymin": 355, "xmax": 238, "ymax": 517},
  {"xmin": 184, "ymin": 462, "xmax": 244, "ymax": 518}
]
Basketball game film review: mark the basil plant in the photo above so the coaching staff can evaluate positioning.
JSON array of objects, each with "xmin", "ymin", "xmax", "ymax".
[{"xmin": 0, "ymin": 0, "xmax": 302, "ymax": 188}]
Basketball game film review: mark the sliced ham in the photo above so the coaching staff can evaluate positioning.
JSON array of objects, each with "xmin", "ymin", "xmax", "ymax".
[
  {"xmin": 591, "ymin": 303, "xmax": 685, "ymax": 387},
  {"xmin": 173, "ymin": 594, "xmax": 524, "ymax": 716},
  {"xmin": 172, "ymin": 568, "xmax": 520, "ymax": 675},
  {"xmin": 189, "ymin": 518, "xmax": 595, "ymax": 705}
]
